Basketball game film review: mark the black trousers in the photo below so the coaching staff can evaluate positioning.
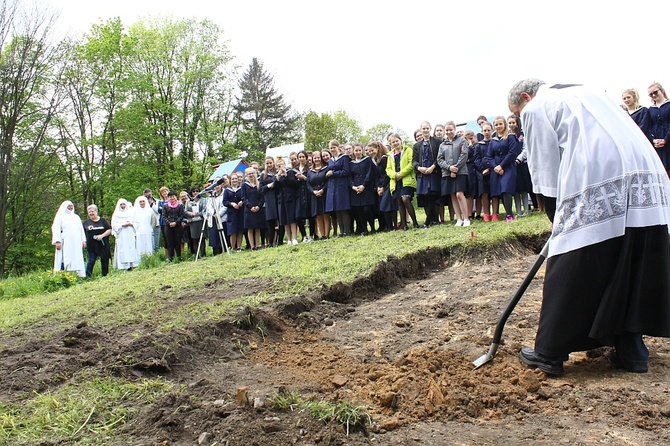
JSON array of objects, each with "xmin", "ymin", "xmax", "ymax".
[
  {"xmin": 86, "ymin": 250, "xmax": 109, "ymax": 277},
  {"xmin": 164, "ymin": 225, "xmax": 183, "ymax": 259},
  {"xmin": 535, "ymin": 225, "xmax": 670, "ymax": 359}
]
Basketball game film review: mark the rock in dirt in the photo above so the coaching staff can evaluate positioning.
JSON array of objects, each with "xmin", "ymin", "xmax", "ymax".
[
  {"xmin": 366, "ymin": 370, "xmax": 386, "ymax": 381},
  {"xmin": 380, "ymin": 417, "xmax": 401, "ymax": 431},
  {"xmin": 197, "ymin": 432, "xmax": 212, "ymax": 444},
  {"xmin": 262, "ymin": 422, "xmax": 284, "ymax": 433},
  {"xmin": 331, "ymin": 374, "xmax": 348, "ymax": 387},
  {"xmin": 394, "ymin": 316, "xmax": 412, "ymax": 328},
  {"xmin": 661, "ymin": 404, "xmax": 670, "ymax": 417},
  {"xmin": 378, "ymin": 391, "xmax": 397, "ymax": 408},
  {"xmin": 519, "ymin": 370, "xmax": 541, "ymax": 393}
]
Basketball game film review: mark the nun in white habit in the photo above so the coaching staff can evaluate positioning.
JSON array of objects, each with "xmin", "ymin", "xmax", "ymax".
[
  {"xmin": 51, "ymin": 200, "xmax": 86, "ymax": 277},
  {"xmin": 133, "ymin": 195, "xmax": 154, "ymax": 257},
  {"xmin": 111, "ymin": 198, "xmax": 140, "ymax": 270}
]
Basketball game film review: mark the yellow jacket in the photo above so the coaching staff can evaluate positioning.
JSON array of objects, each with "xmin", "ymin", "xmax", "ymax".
[{"xmin": 386, "ymin": 148, "xmax": 416, "ymax": 194}]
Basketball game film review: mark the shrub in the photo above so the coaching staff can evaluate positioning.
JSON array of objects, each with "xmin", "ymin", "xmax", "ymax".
[{"xmin": 40, "ymin": 270, "xmax": 80, "ymax": 293}]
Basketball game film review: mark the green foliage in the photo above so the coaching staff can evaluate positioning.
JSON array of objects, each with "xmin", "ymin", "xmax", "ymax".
[
  {"xmin": 269, "ymin": 389, "xmax": 371, "ymax": 436},
  {"xmin": 0, "ymin": 269, "xmax": 81, "ymax": 300},
  {"xmin": 0, "ymin": 16, "xmax": 66, "ymax": 277},
  {"xmin": 332, "ymin": 110, "xmax": 363, "ymax": 144},
  {"xmin": 3, "ymin": 233, "xmax": 54, "ymax": 275},
  {"xmin": 364, "ymin": 123, "xmax": 394, "ymax": 144},
  {"xmin": 332, "ymin": 401, "xmax": 372, "ymax": 435},
  {"xmin": 268, "ymin": 387, "xmax": 370, "ymax": 436},
  {"xmin": 268, "ymin": 389, "xmax": 302, "ymax": 411},
  {"xmin": 234, "ymin": 57, "xmax": 302, "ymax": 155},
  {"xmin": 304, "ymin": 109, "xmax": 363, "ymax": 151},
  {"xmin": 304, "ymin": 111, "xmax": 337, "ymax": 152},
  {"xmin": 40, "ymin": 270, "xmax": 80, "ymax": 293}
]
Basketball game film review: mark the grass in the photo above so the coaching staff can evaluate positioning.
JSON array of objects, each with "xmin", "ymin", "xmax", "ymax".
[
  {"xmin": 268, "ymin": 389, "xmax": 371, "ymax": 436},
  {"xmin": 0, "ymin": 214, "xmax": 551, "ymax": 348},
  {"xmin": 0, "ymin": 213, "xmax": 551, "ymax": 444},
  {"xmin": 0, "ymin": 377, "xmax": 174, "ymax": 445}
]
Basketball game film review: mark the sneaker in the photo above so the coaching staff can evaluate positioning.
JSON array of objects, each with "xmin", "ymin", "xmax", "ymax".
[
  {"xmin": 303, "ymin": 237, "xmax": 312, "ymax": 243},
  {"xmin": 463, "ymin": 219, "xmax": 471, "ymax": 227},
  {"xmin": 505, "ymin": 215, "xmax": 515, "ymax": 223},
  {"xmin": 455, "ymin": 219, "xmax": 463, "ymax": 227},
  {"xmin": 291, "ymin": 239, "xmax": 299, "ymax": 245},
  {"xmin": 482, "ymin": 214, "xmax": 490, "ymax": 222},
  {"xmin": 491, "ymin": 214, "xmax": 499, "ymax": 221}
]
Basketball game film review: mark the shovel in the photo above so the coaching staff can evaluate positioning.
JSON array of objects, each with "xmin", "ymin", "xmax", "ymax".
[{"xmin": 472, "ymin": 239, "xmax": 550, "ymax": 369}]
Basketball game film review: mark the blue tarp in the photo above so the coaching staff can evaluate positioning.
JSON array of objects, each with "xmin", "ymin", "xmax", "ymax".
[{"xmin": 208, "ymin": 159, "xmax": 248, "ymax": 180}]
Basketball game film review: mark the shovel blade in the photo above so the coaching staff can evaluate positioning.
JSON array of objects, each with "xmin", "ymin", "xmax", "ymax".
[{"xmin": 472, "ymin": 343, "xmax": 499, "ymax": 369}]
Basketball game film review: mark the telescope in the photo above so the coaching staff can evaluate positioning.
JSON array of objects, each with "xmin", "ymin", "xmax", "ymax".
[{"xmin": 197, "ymin": 177, "xmax": 225, "ymax": 197}]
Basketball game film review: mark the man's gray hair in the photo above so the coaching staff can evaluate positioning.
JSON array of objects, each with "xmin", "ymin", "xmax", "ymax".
[
  {"xmin": 508, "ymin": 79, "xmax": 545, "ymax": 107},
  {"xmin": 87, "ymin": 204, "xmax": 98, "ymax": 212}
]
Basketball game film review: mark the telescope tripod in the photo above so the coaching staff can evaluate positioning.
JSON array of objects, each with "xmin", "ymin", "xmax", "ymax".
[{"xmin": 195, "ymin": 201, "xmax": 230, "ymax": 261}]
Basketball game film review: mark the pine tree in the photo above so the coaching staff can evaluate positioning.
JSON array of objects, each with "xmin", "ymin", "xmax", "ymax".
[{"xmin": 234, "ymin": 58, "xmax": 301, "ymax": 162}]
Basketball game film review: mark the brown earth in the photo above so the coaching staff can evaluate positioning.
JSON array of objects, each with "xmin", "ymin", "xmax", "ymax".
[{"xmin": 2, "ymin": 236, "xmax": 670, "ymax": 445}]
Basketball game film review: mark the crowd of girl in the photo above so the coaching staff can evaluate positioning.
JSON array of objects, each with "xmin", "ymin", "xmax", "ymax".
[
  {"xmin": 188, "ymin": 121, "xmax": 539, "ymax": 253},
  {"xmin": 52, "ymin": 81, "xmax": 670, "ymax": 272}
]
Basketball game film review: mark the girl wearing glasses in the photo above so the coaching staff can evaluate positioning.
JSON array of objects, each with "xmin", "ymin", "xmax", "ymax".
[{"xmin": 648, "ymin": 82, "xmax": 670, "ymax": 175}]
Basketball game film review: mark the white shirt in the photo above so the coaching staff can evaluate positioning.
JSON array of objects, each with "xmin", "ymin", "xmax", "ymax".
[{"xmin": 522, "ymin": 84, "xmax": 670, "ymax": 256}]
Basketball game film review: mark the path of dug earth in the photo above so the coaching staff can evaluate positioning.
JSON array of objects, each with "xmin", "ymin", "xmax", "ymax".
[{"xmin": 2, "ymin": 240, "xmax": 670, "ymax": 445}]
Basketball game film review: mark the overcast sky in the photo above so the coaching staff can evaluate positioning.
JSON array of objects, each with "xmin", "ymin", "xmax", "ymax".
[{"xmin": 49, "ymin": 0, "xmax": 669, "ymax": 136}]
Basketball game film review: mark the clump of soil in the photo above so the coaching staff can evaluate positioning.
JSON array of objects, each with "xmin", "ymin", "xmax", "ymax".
[{"xmin": 2, "ymin": 236, "xmax": 670, "ymax": 445}]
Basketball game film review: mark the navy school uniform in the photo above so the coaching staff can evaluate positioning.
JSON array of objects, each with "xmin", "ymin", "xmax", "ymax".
[
  {"xmin": 260, "ymin": 172, "xmax": 279, "ymax": 222},
  {"xmin": 223, "ymin": 187, "xmax": 244, "ymax": 234},
  {"xmin": 277, "ymin": 169, "xmax": 299, "ymax": 225},
  {"xmin": 349, "ymin": 156, "xmax": 377, "ymax": 207},
  {"xmin": 486, "ymin": 134, "xmax": 519, "ymax": 197},
  {"xmin": 515, "ymin": 133, "xmax": 533, "ymax": 194},
  {"xmin": 294, "ymin": 168, "xmax": 311, "ymax": 220},
  {"xmin": 648, "ymin": 101, "xmax": 670, "ymax": 169},
  {"xmin": 629, "ymin": 106, "xmax": 652, "ymax": 143},
  {"xmin": 307, "ymin": 167, "xmax": 328, "ymax": 217},
  {"xmin": 413, "ymin": 137, "xmax": 442, "ymax": 200},
  {"xmin": 377, "ymin": 155, "xmax": 398, "ymax": 213},
  {"xmin": 242, "ymin": 181, "xmax": 266, "ymax": 230},
  {"xmin": 473, "ymin": 140, "xmax": 490, "ymax": 198},
  {"xmin": 325, "ymin": 154, "xmax": 351, "ymax": 213},
  {"xmin": 466, "ymin": 142, "xmax": 478, "ymax": 198}
]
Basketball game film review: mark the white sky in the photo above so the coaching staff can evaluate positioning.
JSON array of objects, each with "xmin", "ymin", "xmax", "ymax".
[{"xmin": 47, "ymin": 0, "xmax": 669, "ymax": 136}]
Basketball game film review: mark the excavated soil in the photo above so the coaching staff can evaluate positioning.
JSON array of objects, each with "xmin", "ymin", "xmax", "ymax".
[{"xmin": 2, "ymin": 236, "xmax": 670, "ymax": 445}]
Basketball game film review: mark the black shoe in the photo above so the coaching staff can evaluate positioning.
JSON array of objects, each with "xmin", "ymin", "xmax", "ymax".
[
  {"xmin": 608, "ymin": 351, "xmax": 648, "ymax": 373},
  {"xmin": 519, "ymin": 347, "xmax": 564, "ymax": 376}
]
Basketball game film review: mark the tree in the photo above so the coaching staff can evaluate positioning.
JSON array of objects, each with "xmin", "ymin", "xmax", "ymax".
[
  {"xmin": 56, "ymin": 17, "xmax": 134, "ymax": 212},
  {"xmin": 304, "ymin": 109, "xmax": 363, "ymax": 152},
  {"xmin": 0, "ymin": 0, "xmax": 66, "ymax": 276},
  {"xmin": 234, "ymin": 57, "xmax": 301, "ymax": 163},
  {"xmin": 304, "ymin": 111, "xmax": 335, "ymax": 152},
  {"xmin": 331, "ymin": 110, "xmax": 363, "ymax": 144},
  {"xmin": 364, "ymin": 123, "xmax": 394, "ymax": 144},
  {"xmin": 95, "ymin": 16, "xmax": 235, "ymax": 194}
]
